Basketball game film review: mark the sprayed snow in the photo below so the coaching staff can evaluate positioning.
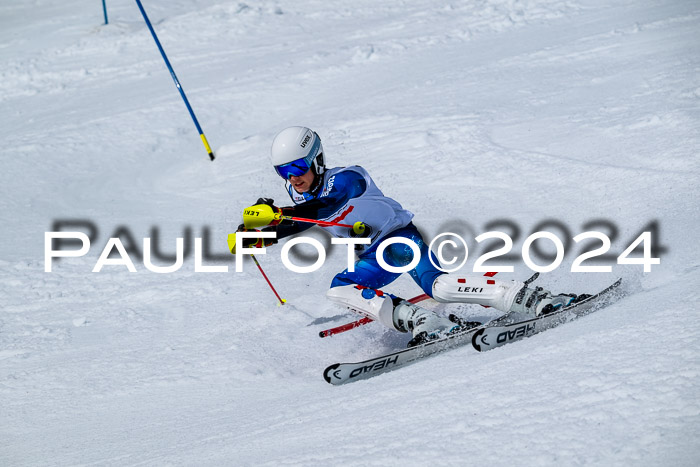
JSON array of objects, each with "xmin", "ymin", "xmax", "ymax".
[{"xmin": 1, "ymin": 0, "xmax": 699, "ymax": 465}]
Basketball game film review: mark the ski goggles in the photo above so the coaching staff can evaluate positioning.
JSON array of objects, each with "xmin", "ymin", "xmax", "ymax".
[
  {"xmin": 274, "ymin": 153, "xmax": 316, "ymax": 179},
  {"xmin": 274, "ymin": 136, "xmax": 322, "ymax": 179}
]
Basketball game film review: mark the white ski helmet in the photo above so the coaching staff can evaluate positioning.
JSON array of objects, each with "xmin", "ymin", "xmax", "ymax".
[{"xmin": 271, "ymin": 126, "xmax": 325, "ymax": 179}]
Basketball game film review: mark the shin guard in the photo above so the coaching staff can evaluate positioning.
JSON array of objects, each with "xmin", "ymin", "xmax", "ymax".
[
  {"xmin": 432, "ymin": 274, "xmax": 524, "ymax": 312},
  {"xmin": 326, "ymin": 285, "xmax": 397, "ymax": 330}
]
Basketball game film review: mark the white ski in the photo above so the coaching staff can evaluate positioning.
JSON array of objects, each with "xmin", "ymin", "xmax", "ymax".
[{"xmin": 323, "ymin": 279, "xmax": 622, "ymax": 385}]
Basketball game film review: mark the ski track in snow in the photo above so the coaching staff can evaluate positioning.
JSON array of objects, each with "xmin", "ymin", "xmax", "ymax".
[{"xmin": 1, "ymin": 0, "xmax": 699, "ymax": 465}]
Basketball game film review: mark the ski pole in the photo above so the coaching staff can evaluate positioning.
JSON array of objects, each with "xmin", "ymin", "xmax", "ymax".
[
  {"xmin": 243, "ymin": 204, "xmax": 366, "ymax": 234},
  {"xmin": 251, "ymin": 254, "xmax": 286, "ymax": 306},
  {"xmin": 319, "ymin": 317, "xmax": 373, "ymax": 338},
  {"xmin": 102, "ymin": 0, "xmax": 108, "ymax": 25},
  {"xmin": 277, "ymin": 214, "xmax": 366, "ymax": 233},
  {"xmin": 135, "ymin": 0, "xmax": 215, "ymax": 161}
]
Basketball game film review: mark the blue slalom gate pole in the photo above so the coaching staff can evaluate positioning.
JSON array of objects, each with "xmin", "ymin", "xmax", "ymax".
[
  {"xmin": 102, "ymin": 0, "xmax": 108, "ymax": 25},
  {"xmin": 135, "ymin": 0, "xmax": 215, "ymax": 161}
]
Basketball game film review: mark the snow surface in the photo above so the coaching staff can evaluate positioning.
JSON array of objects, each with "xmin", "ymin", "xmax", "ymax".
[{"xmin": 1, "ymin": 0, "xmax": 699, "ymax": 465}]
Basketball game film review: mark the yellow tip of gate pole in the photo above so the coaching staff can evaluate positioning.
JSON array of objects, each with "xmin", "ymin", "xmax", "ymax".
[{"xmin": 200, "ymin": 133, "xmax": 215, "ymax": 161}]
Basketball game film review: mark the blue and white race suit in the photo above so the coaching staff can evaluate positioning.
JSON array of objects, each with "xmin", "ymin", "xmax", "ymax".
[{"xmin": 275, "ymin": 166, "xmax": 443, "ymax": 295}]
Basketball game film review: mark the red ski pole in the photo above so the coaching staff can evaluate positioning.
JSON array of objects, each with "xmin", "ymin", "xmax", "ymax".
[
  {"xmin": 319, "ymin": 316, "xmax": 373, "ymax": 337},
  {"xmin": 243, "ymin": 204, "xmax": 367, "ymax": 234},
  {"xmin": 251, "ymin": 254, "xmax": 286, "ymax": 306}
]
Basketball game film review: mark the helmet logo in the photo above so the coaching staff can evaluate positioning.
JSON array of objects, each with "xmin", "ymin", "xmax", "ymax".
[{"xmin": 300, "ymin": 134, "xmax": 311, "ymax": 148}]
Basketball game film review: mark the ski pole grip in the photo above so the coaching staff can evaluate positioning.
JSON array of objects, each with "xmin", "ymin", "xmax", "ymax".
[{"xmin": 243, "ymin": 204, "xmax": 276, "ymax": 228}]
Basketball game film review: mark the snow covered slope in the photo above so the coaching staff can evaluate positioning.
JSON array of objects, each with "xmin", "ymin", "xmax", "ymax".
[{"xmin": 1, "ymin": 0, "xmax": 699, "ymax": 465}]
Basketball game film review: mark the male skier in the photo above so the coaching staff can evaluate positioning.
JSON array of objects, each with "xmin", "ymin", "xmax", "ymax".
[{"xmin": 231, "ymin": 126, "xmax": 585, "ymax": 346}]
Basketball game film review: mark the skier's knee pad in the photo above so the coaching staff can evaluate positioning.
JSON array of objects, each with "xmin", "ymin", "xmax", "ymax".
[
  {"xmin": 431, "ymin": 274, "xmax": 524, "ymax": 312},
  {"xmin": 326, "ymin": 285, "xmax": 396, "ymax": 330}
]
